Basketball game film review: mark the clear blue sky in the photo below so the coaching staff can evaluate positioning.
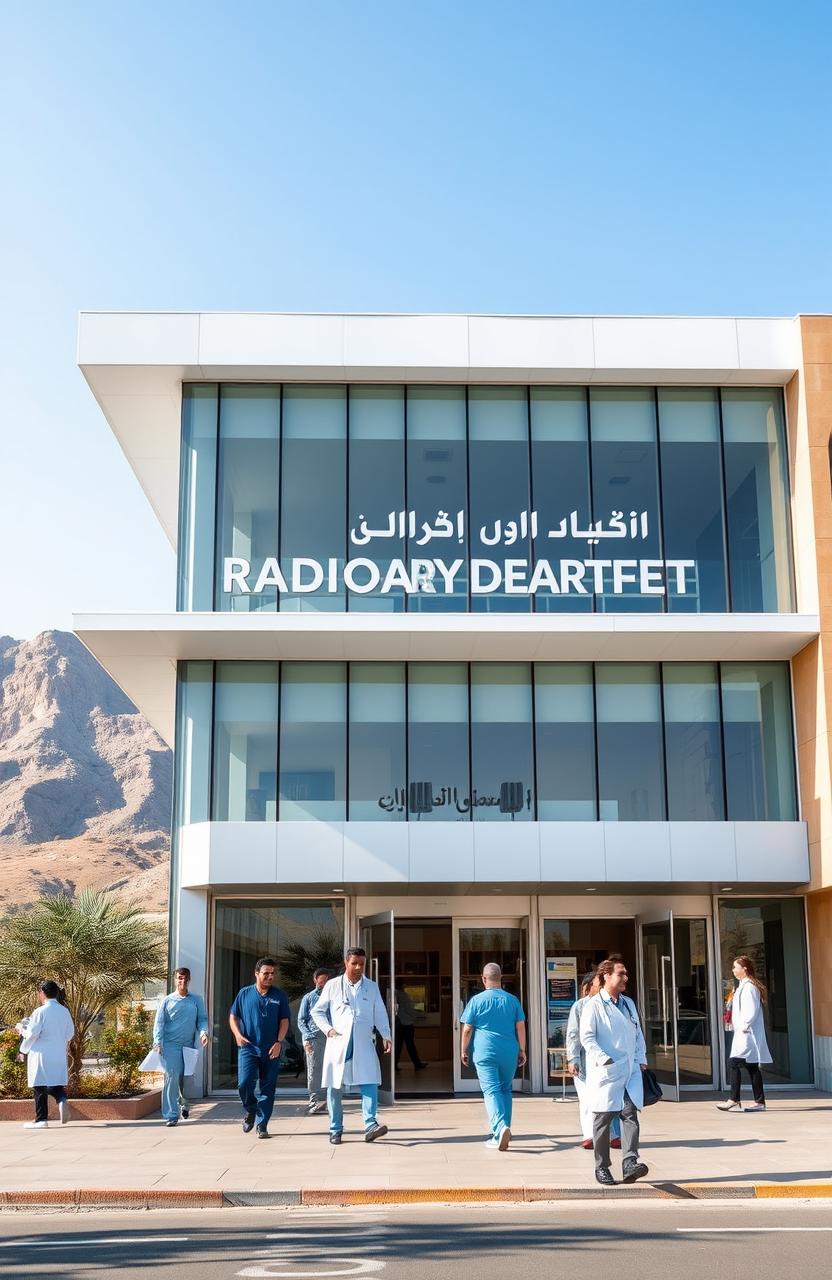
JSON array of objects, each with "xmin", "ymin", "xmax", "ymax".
[{"xmin": 2, "ymin": 2, "xmax": 830, "ymax": 639}]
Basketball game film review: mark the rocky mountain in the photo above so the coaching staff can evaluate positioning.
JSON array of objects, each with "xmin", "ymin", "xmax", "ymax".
[{"xmin": 0, "ymin": 631, "xmax": 171, "ymax": 912}]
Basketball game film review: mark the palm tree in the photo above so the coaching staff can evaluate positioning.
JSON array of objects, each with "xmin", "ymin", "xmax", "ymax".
[
  {"xmin": 0, "ymin": 890, "xmax": 166, "ymax": 1090},
  {"xmin": 277, "ymin": 927, "xmax": 344, "ymax": 1001}
]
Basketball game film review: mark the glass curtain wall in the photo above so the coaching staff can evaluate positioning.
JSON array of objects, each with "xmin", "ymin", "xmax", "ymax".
[
  {"xmin": 178, "ymin": 385, "xmax": 218, "ymax": 610},
  {"xmin": 530, "ymin": 388, "xmax": 592, "ymax": 613},
  {"xmin": 348, "ymin": 387, "xmax": 405, "ymax": 611},
  {"xmin": 174, "ymin": 660, "xmax": 796, "ymax": 823},
  {"xmin": 281, "ymin": 386, "xmax": 347, "ymax": 610},
  {"xmin": 215, "ymin": 386, "xmax": 280, "ymax": 611},
  {"xmin": 406, "ymin": 386, "xmax": 468, "ymax": 611},
  {"xmin": 718, "ymin": 897, "xmax": 812, "ymax": 1083},
  {"xmin": 469, "ymin": 387, "xmax": 532, "ymax": 612},
  {"xmin": 212, "ymin": 898, "xmax": 346, "ymax": 1090}
]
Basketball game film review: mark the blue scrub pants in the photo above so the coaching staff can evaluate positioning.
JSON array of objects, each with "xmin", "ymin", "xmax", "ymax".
[
  {"xmin": 474, "ymin": 1051, "xmax": 515, "ymax": 1139},
  {"xmin": 238, "ymin": 1046, "xmax": 281, "ymax": 1129},
  {"xmin": 327, "ymin": 1083, "xmax": 379, "ymax": 1135},
  {"xmin": 160, "ymin": 1044, "xmax": 186, "ymax": 1121}
]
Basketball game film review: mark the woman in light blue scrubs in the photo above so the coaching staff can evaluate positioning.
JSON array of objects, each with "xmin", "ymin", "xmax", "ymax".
[{"xmin": 460, "ymin": 962, "xmax": 526, "ymax": 1151}]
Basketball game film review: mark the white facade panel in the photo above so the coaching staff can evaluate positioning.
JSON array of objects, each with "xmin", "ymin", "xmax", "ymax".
[
  {"xmin": 539, "ymin": 822, "xmax": 606, "ymax": 882},
  {"xmin": 277, "ymin": 822, "xmax": 344, "ymax": 884},
  {"xmin": 344, "ymin": 822, "xmax": 410, "ymax": 883},
  {"xmin": 602, "ymin": 822, "xmax": 672, "ymax": 881},
  {"xmin": 669, "ymin": 822, "xmax": 737, "ymax": 882},
  {"xmin": 591, "ymin": 316, "xmax": 739, "ymax": 372},
  {"xmin": 734, "ymin": 821, "xmax": 810, "ymax": 883},
  {"xmin": 198, "ymin": 312, "xmax": 345, "ymax": 369},
  {"xmin": 78, "ymin": 311, "xmax": 200, "ymax": 365},
  {"xmin": 343, "ymin": 314, "xmax": 469, "ymax": 370},
  {"xmin": 467, "ymin": 315, "xmax": 594, "ymax": 371},
  {"xmin": 409, "ymin": 821, "xmax": 475, "ymax": 882},
  {"xmin": 473, "ymin": 822, "xmax": 541, "ymax": 882}
]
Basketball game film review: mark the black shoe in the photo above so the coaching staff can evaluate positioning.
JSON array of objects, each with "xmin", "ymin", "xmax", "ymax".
[
  {"xmin": 364, "ymin": 1123, "xmax": 388, "ymax": 1142},
  {"xmin": 622, "ymin": 1159, "xmax": 649, "ymax": 1184},
  {"xmin": 415, "ymin": 1062, "xmax": 428, "ymax": 1070},
  {"xmin": 595, "ymin": 1167, "xmax": 616, "ymax": 1186},
  {"xmin": 180, "ymin": 1107, "xmax": 190, "ymax": 1120},
  {"xmin": 242, "ymin": 1112, "xmax": 256, "ymax": 1133},
  {"xmin": 330, "ymin": 1132, "xmax": 342, "ymax": 1144},
  {"xmin": 165, "ymin": 1118, "xmax": 178, "ymax": 1127},
  {"xmin": 256, "ymin": 1126, "xmax": 270, "ymax": 1139}
]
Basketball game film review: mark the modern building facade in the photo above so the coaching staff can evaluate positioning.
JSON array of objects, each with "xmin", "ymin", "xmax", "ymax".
[{"xmin": 75, "ymin": 312, "xmax": 832, "ymax": 1100}]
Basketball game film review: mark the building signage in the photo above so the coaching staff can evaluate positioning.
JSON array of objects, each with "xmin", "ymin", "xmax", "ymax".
[{"xmin": 223, "ymin": 508, "xmax": 696, "ymax": 598}]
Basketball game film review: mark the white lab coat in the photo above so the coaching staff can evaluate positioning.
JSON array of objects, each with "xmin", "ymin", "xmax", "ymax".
[
  {"xmin": 312, "ymin": 974, "xmax": 391, "ymax": 1089},
  {"xmin": 18, "ymin": 999, "xmax": 75, "ymax": 1087},
  {"xmin": 729, "ymin": 978, "xmax": 772, "ymax": 1064},
  {"xmin": 580, "ymin": 990, "xmax": 647, "ymax": 1113}
]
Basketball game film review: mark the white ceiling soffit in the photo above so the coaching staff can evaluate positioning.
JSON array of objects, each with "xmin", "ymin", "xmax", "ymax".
[
  {"xmin": 77, "ymin": 312, "xmax": 801, "ymax": 550},
  {"xmin": 74, "ymin": 610, "xmax": 819, "ymax": 746}
]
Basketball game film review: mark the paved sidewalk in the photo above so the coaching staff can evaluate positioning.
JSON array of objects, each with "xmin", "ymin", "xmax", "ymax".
[{"xmin": 1, "ymin": 1094, "xmax": 830, "ymax": 1201}]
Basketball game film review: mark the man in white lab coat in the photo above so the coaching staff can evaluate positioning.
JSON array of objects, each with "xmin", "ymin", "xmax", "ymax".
[
  {"xmin": 16, "ymin": 980, "xmax": 75, "ymax": 1129},
  {"xmin": 312, "ymin": 947, "xmax": 392, "ymax": 1144},
  {"xmin": 580, "ymin": 958, "xmax": 649, "ymax": 1186}
]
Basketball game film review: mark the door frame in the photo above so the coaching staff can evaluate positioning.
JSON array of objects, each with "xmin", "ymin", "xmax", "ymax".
[
  {"xmin": 359, "ymin": 909, "xmax": 395, "ymax": 1106},
  {"xmin": 636, "ymin": 907, "xmax": 680, "ymax": 1101},
  {"xmin": 452, "ymin": 917, "xmax": 530, "ymax": 1094}
]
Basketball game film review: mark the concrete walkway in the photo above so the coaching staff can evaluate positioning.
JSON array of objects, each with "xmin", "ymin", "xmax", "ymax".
[{"xmin": 1, "ymin": 1094, "xmax": 831, "ymax": 1202}]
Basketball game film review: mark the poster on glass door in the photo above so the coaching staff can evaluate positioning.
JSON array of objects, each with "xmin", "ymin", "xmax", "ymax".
[{"xmin": 546, "ymin": 956, "xmax": 578, "ymax": 1049}]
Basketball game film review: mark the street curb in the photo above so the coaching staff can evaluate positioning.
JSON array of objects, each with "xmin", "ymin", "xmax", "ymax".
[{"xmin": 2, "ymin": 1183, "xmax": 832, "ymax": 1209}]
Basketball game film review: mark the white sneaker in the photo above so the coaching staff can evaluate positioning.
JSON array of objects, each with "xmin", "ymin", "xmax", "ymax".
[
  {"xmin": 498, "ymin": 1126, "xmax": 512, "ymax": 1151},
  {"xmin": 59, "ymin": 1100, "xmax": 70, "ymax": 1124},
  {"xmin": 716, "ymin": 1100, "xmax": 742, "ymax": 1112},
  {"xmin": 23, "ymin": 1120, "xmax": 48, "ymax": 1129},
  {"xmin": 484, "ymin": 1137, "xmax": 500, "ymax": 1148},
  {"xmin": 744, "ymin": 1103, "xmax": 767, "ymax": 1112}
]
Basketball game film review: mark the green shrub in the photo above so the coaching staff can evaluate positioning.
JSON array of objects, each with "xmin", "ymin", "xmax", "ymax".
[
  {"xmin": 0, "ymin": 1028, "xmax": 29, "ymax": 1098},
  {"xmin": 73, "ymin": 1070, "xmax": 124, "ymax": 1098},
  {"xmin": 103, "ymin": 1004, "xmax": 152, "ymax": 1094}
]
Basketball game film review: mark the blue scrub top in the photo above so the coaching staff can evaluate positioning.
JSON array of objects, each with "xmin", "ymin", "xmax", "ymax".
[
  {"xmin": 461, "ymin": 988, "xmax": 525, "ymax": 1061},
  {"xmin": 230, "ymin": 984, "xmax": 291, "ymax": 1056}
]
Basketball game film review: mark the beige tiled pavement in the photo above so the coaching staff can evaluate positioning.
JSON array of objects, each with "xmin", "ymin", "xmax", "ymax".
[{"xmin": 1, "ymin": 1095, "xmax": 830, "ymax": 1192}]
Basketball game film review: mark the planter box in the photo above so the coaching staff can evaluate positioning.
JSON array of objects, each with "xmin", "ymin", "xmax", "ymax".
[{"xmin": 0, "ymin": 1089, "xmax": 161, "ymax": 1121}]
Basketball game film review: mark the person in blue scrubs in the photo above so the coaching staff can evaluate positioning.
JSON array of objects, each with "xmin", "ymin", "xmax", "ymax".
[
  {"xmin": 152, "ymin": 966, "xmax": 209, "ymax": 1127},
  {"xmin": 460, "ymin": 962, "xmax": 526, "ymax": 1151},
  {"xmin": 229, "ymin": 957, "xmax": 291, "ymax": 1140}
]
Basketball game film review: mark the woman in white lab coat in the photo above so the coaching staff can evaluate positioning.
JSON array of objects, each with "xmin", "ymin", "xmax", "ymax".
[
  {"xmin": 717, "ymin": 955, "xmax": 771, "ymax": 1113},
  {"xmin": 17, "ymin": 980, "xmax": 75, "ymax": 1129}
]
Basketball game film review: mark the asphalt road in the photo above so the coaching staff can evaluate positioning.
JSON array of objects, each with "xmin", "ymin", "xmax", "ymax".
[{"xmin": 2, "ymin": 1201, "xmax": 832, "ymax": 1280}]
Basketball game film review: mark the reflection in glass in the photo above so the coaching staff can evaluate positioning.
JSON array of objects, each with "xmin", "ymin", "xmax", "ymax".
[
  {"xmin": 406, "ymin": 386, "xmax": 468, "ymax": 611},
  {"xmin": 530, "ymin": 388, "xmax": 593, "ymax": 612},
  {"xmin": 719, "ymin": 897, "xmax": 812, "ymax": 1083},
  {"xmin": 407, "ymin": 664, "xmax": 470, "ymax": 820},
  {"xmin": 469, "ymin": 387, "xmax": 531, "ymax": 613},
  {"xmin": 348, "ymin": 387, "xmax": 405, "ymax": 612},
  {"xmin": 658, "ymin": 389, "xmax": 727, "ymax": 612},
  {"xmin": 721, "ymin": 662, "xmax": 796, "ymax": 820},
  {"xmin": 212, "ymin": 662, "xmax": 278, "ymax": 821},
  {"xmin": 590, "ymin": 389, "xmax": 662, "ymax": 613},
  {"xmin": 471, "ymin": 664, "xmax": 534, "ymax": 820},
  {"xmin": 641, "ymin": 920, "xmax": 677, "ymax": 1086},
  {"xmin": 281, "ymin": 387, "xmax": 346, "ymax": 611},
  {"xmin": 178, "ymin": 384, "xmax": 217, "ymax": 611},
  {"xmin": 349, "ymin": 663, "xmax": 406, "ymax": 820},
  {"xmin": 597, "ymin": 663, "xmax": 666, "ymax": 819},
  {"xmin": 211, "ymin": 898, "xmax": 345, "ymax": 1090},
  {"xmin": 663, "ymin": 663, "xmax": 725, "ymax": 820},
  {"xmin": 174, "ymin": 661, "xmax": 213, "ymax": 829},
  {"xmin": 722, "ymin": 389, "xmax": 793, "ymax": 612},
  {"xmin": 279, "ymin": 663, "xmax": 346, "ymax": 820},
  {"xmin": 534, "ymin": 663, "xmax": 596, "ymax": 819},
  {"xmin": 674, "ymin": 918, "xmax": 713, "ymax": 1084},
  {"xmin": 215, "ymin": 386, "xmax": 280, "ymax": 611},
  {"xmin": 458, "ymin": 926, "xmax": 525, "ymax": 1081}
]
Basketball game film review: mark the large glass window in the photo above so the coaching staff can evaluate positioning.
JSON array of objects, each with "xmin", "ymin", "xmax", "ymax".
[
  {"xmin": 177, "ymin": 384, "xmax": 217, "ymax": 611},
  {"xmin": 279, "ymin": 663, "xmax": 346, "ymax": 820},
  {"xmin": 348, "ymin": 387, "xmax": 405, "ymax": 612},
  {"xmin": 597, "ymin": 663, "xmax": 666, "ymax": 820},
  {"xmin": 719, "ymin": 897, "xmax": 812, "ymax": 1083},
  {"xmin": 658, "ymin": 389, "xmax": 728, "ymax": 612},
  {"xmin": 530, "ymin": 388, "xmax": 593, "ymax": 613},
  {"xmin": 590, "ymin": 389, "xmax": 663, "ymax": 613},
  {"xmin": 212, "ymin": 898, "xmax": 346, "ymax": 1090},
  {"xmin": 534, "ymin": 663, "xmax": 596, "ymax": 819},
  {"xmin": 406, "ymin": 386, "xmax": 468, "ymax": 611},
  {"xmin": 212, "ymin": 662, "xmax": 278, "ymax": 821},
  {"xmin": 469, "ymin": 388, "xmax": 531, "ymax": 613},
  {"xmin": 663, "ymin": 663, "xmax": 725, "ymax": 820},
  {"xmin": 722, "ymin": 389, "xmax": 793, "ymax": 612},
  {"xmin": 348, "ymin": 662, "xmax": 406, "ymax": 820},
  {"xmin": 721, "ymin": 662, "xmax": 796, "ymax": 820},
  {"xmin": 280, "ymin": 386, "xmax": 346, "ymax": 611},
  {"xmin": 408, "ymin": 663, "xmax": 470, "ymax": 819},
  {"xmin": 215, "ymin": 386, "xmax": 280, "ymax": 611},
  {"xmin": 471, "ymin": 663, "xmax": 534, "ymax": 820},
  {"xmin": 173, "ymin": 661, "xmax": 213, "ymax": 829}
]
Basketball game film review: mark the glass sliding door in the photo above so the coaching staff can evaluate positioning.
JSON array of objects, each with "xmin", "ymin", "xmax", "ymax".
[
  {"xmin": 453, "ymin": 921, "xmax": 529, "ymax": 1093},
  {"xmin": 638, "ymin": 909, "xmax": 679, "ymax": 1100},
  {"xmin": 360, "ymin": 911, "xmax": 396, "ymax": 1104}
]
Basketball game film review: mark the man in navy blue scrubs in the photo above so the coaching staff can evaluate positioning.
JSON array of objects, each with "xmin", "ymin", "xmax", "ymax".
[{"xmin": 229, "ymin": 957, "xmax": 291, "ymax": 1139}]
